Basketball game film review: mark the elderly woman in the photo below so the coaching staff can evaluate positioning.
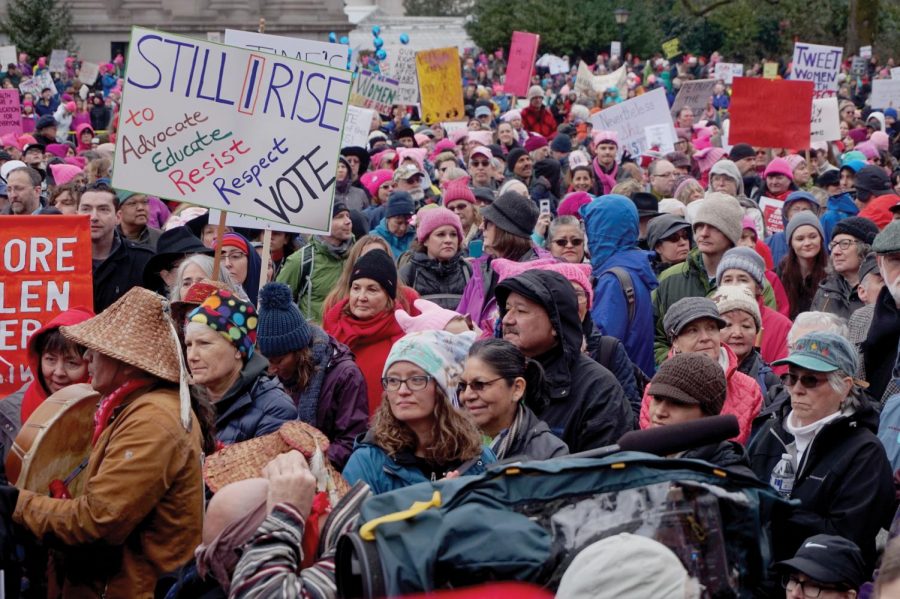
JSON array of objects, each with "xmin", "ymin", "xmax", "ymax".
[
  {"xmin": 185, "ymin": 289, "xmax": 296, "ymax": 444},
  {"xmin": 812, "ymin": 217, "xmax": 879, "ymax": 320},
  {"xmin": 639, "ymin": 297, "xmax": 763, "ymax": 444},
  {"xmin": 168, "ymin": 254, "xmax": 244, "ymax": 303},
  {"xmin": 546, "ymin": 215, "xmax": 586, "ymax": 264},
  {"xmin": 342, "ymin": 330, "xmax": 495, "ymax": 494},
  {"xmin": 460, "ymin": 339, "xmax": 568, "ymax": 461},
  {"xmin": 748, "ymin": 332, "xmax": 894, "ymax": 568}
]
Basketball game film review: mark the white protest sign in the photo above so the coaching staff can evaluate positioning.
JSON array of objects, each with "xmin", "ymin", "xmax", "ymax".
[
  {"xmin": 645, "ymin": 124, "xmax": 675, "ymax": 154},
  {"xmin": 537, "ymin": 54, "xmax": 570, "ymax": 76},
  {"xmin": 441, "ymin": 120, "xmax": 468, "ymax": 136},
  {"xmin": 860, "ymin": 45, "xmax": 872, "ymax": 59},
  {"xmin": 791, "ymin": 42, "xmax": 842, "ymax": 98},
  {"xmin": 381, "ymin": 45, "xmax": 419, "ymax": 106},
  {"xmin": 892, "ymin": 67, "xmax": 900, "ymax": 80},
  {"xmin": 0, "ymin": 46, "xmax": 16, "ymax": 69},
  {"xmin": 810, "ymin": 96, "xmax": 840, "ymax": 142},
  {"xmin": 208, "ymin": 208, "xmax": 305, "ymax": 233},
  {"xmin": 575, "ymin": 62, "xmax": 627, "ymax": 98},
  {"xmin": 611, "ymin": 41, "xmax": 622, "ymax": 60},
  {"xmin": 575, "ymin": 61, "xmax": 595, "ymax": 97},
  {"xmin": 871, "ymin": 80, "xmax": 900, "ymax": 109},
  {"xmin": 349, "ymin": 69, "xmax": 399, "ymax": 115},
  {"xmin": 78, "ymin": 61, "xmax": 100, "ymax": 85},
  {"xmin": 206, "ymin": 32, "xmax": 222, "ymax": 43},
  {"xmin": 670, "ymin": 79, "xmax": 716, "ymax": 119},
  {"xmin": 223, "ymin": 29, "xmax": 347, "ymax": 70},
  {"xmin": 589, "ymin": 87, "xmax": 675, "ymax": 158},
  {"xmin": 112, "ymin": 27, "xmax": 352, "ymax": 234},
  {"xmin": 342, "ymin": 105, "xmax": 375, "ymax": 148},
  {"xmin": 714, "ymin": 62, "xmax": 743, "ymax": 84},
  {"xmin": 49, "ymin": 49, "xmax": 68, "ymax": 73},
  {"xmin": 18, "ymin": 71, "xmax": 56, "ymax": 97}
]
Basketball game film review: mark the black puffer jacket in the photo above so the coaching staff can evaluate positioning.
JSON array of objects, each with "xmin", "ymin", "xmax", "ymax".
[
  {"xmin": 496, "ymin": 270, "xmax": 633, "ymax": 453},
  {"xmin": 495, "ymin": 404, "xmax": 569, "ymax": 461},
  {"xmin": 811, "ymin": 273, "xmax": 863, "ymax": 321},
  {"xmin": 399, "ymin": 252, "xmax": 472, "ymax": 310}
]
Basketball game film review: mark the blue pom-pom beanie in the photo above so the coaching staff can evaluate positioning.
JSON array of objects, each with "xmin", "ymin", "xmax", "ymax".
[{"xmin": 256, "ymin": 282, "xmax": 311, "ymax": 357}]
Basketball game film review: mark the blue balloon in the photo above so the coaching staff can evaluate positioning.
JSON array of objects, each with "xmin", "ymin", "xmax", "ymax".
[
  {"xmin": 399, "ymin": 33, "xmax": 410, "ymax": 45},
  {"xmin": 328, "ymin": 31, "xmax": 337, "ymax": 43},
  {"xmin": 340, "ymin": 36, "xmax": 349, "ymax": 45},
  {"xmin": 376, "ymin": 48, "xmax": 387, "ymax": 61},
  {"xmin": 373, "ymin": 36, "xmax": 384, "ymax": 49},
  {"xmin": 372, "ymin": 25, "xmax": 381, "ymax": 36}
]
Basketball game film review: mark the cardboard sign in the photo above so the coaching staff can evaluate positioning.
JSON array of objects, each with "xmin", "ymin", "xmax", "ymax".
[
  {"xmin": 349, "ymin": 69, "xmax": 399, "ymax": 115},
  {"xmin": 589, "ymin": 87, "xmax": 676, "ymax": 158},
  {"xmin": 78, "ymin": 61, "xmax": 100, "ymax": 86},
  {"xmin": 860, "ymin": 45, "xmax": 872, "ymax": 59},
  {"xmin": 223, "ymin": 28, "xmax": 347, "ymax": 70},
  {"xmin": 504, "ymin": 31, "xmax": 540, "ymax": 97},
  {"xmin": 759, "ymin": 197, "xmax": 784, "ymax": 233},
  {"xmin": 763, "ymin": 62, "xmax": 778, "ymax": 79},
  {"xmin": 810, "ymin": 96, "xmax": 841, "ymax": 142},
  {"xmin": 729, "ymin": 78, "xmax": 814, "ymax": 149},
  {"xmin": 850, "ymin": 57, "xmax": 867, "ymax": 77},
  {"xmin": 670, "ymin": 79, "xmax": 716, "ymax": 119},
  {"xmin": 714, "ymin": 62, "xmax": 743, "ymax": 84},
  {"xmin": 662, "ymin": 38, "xmax": 681, "ymax": 60},
  {"xmin": 610, "ymin": 41, "xmax": 622, "ymax": 60},
  {"xmin": 791, "ymin": 42, "xmax": 842, "ymax": 98},
  {"xmin": 49, "ymin": 50, "xmax": 68, "ymax": 73},
  {"xmin": 19, "ymin": 71, "xmax": 56, "ymax": 97},
  {"xmin": 381, "ymin": 45, "xmax": 419, "ymax": 106},
  {"xmin": 342, "ymin": 105, "xmax": 375, "ymax": 148},
  {"xmin": 416, "ymin": 47, "xmax": 464, "ymax": 124},
  {"xmin": 112, "ymin": 27, "xmax": 352, "ymax": 233},
  {"xmin": 870, "ymin": 80, "xmax": 900, "ymax": 109},
  {"xmin": 0, "ymin": 215, "xmax": 93, "ymax": 397},
  {"xmin": 0, "ymin": 89, "xmax": 21, "ymax": 136},
  {"xmin": 0, "ymin": 46, "xmax": 16, "ymax": 70}
]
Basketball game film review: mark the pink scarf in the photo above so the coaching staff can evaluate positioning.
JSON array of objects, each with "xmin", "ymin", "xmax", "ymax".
[{"xmin": 593, "ymin": 158, "xmax": 618, "ymax": 195}]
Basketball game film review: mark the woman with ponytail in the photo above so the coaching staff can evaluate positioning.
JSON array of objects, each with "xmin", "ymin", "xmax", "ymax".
[{"xmin": 460, "ymin": 338, "xmax": 569, "ymax": 461}]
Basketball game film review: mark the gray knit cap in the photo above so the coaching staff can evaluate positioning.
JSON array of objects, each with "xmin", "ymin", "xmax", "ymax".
[
  {"xmin": 663, "ymin": 297, "xmax": 727, "ymax": 342},
  {"xmin": 716, "ymin": 247, "xmax": 766, "ymax": 288},
  {"xmin": 785, "ymin": 210, "xmax": 824, "ymax": 243},
  {"xmin": 693, "ymin": 193, "xmax": 743, "ymax": 246}
]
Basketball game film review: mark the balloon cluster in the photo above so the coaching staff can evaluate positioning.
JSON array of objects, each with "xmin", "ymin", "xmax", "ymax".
[{"xmin": 326, "ymin": 27, "xmax": 411, "ymax": 72}]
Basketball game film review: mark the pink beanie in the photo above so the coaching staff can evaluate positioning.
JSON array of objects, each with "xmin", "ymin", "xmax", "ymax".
[
  {"xmin": 414, "ymin": 133, "xmax": 430, "ymax": 147},
  {"xmin": 430, "ymin": 139, "xmax": 457, "ymax": 161},
  {"xmin": 450, "ymin": 129, "xmax": 468, "ymax": 144},
  {"xmin": 360, "ymin": 169, "xmax": 394, "ymax": 197},
  {"xmin": 694, "ymin": 147, "xmax": 727, "ymax": 174},
  {"xmin": 524, "ymin": 135, "xmax": 548, "ymax": 153},
  {"xmin": 871, "ymin": 131, "xmax": 890, "ymax": 153},
  {"xmin": 492, "ymin": 257, "xmax": 595, "ymax": 308},
  {"xmin": 783, "ymin": 154, "xmax": 806, "ymax": 173},
  {"xmin": 49, "ymin": 163, "xmax": 82, "ymax": 185},
  {"xmin": 558, "ymin": 191, "xmax": 592, "ymax": 220},
  {"xmin": 1, "ymin": 133, "xmax": 19, "ymax": 148},
  {"xmin": 396, "ymin": 299, "xmax": 465, "ymax": 333},
  {"xmin": 467, "ymin": 130, "xmax": 493, "ymax": 147},
  {"xmin": 442, "ymin": 178, "xmax": 476, "ymax": 205},
  {"xmin": 855, "ymin": 141, "xmax": 878, "ymax": 160},
  {"xmin": 415, "ymin": 206, "xmax": 464, "ymax": 243},
  {"xmin": 741, "ymin": 215, "xmax": 758, "ymax": 238},
  {"xmin": 397, "ymin": 147, "xmax": 427, "ymax": 170},
  {"xmin": 65, "ymin": 101, "xmax": 76, "ymax": 112},
  {"xmin": 370, "ymin": 149, "xmax": 397, "ymax": 169},
  {"xmin": 45, "ymin": 143, "xmax": 68, "ymax": 158},
  {"xmin": 763, "ymin": 157, "xmax": 794, "ymax": 180},
  {"xmin": 591, "ymin": 129, "xmax": 619, "ymax": 148}
]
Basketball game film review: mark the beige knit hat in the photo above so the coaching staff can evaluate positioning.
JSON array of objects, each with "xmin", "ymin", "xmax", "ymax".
[{"xmin": 710, "ymin": 284, "xmax": 761, "ymax": 330}]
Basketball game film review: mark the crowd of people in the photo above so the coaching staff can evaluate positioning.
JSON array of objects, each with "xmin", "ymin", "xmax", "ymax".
[{"xmin": 2, "ymin": 40, "xmax": 900, "ymax": 598}]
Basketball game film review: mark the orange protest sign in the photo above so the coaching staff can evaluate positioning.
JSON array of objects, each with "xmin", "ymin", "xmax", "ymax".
[
  {"xmin": 0, "ymin": 215, "xmax": 93, "ymax": 397},
  {"xmin": 416, "ymin": 47, "xmax": 465, "ymax": 124}
]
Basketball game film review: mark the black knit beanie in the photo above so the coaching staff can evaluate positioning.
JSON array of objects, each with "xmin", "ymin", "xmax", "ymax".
[{"xmin": 349, "ymin": 249, "xmax": 397, "ymax": 299}]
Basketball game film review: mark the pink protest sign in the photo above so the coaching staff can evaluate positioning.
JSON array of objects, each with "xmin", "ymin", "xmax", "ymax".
[
  {"xmin": 504, "ymin": 32, "xmax": 540, "ymax": 97},
  {"xmin": 0, "ymin": 89, "xmax": 22, "ymax": 136}
]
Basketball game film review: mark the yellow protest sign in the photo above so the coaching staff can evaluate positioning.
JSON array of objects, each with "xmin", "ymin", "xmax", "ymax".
[
  {"xmin": 662, "ymin": 38, "xmax": 680, "ymax": 60},
  {"xmin": 415, "ymin": 47, "xmax": 464, "ymax": 124},
  {"xmin": 763, "ymin": 62, "xmax": 778, "ymax": 79}
]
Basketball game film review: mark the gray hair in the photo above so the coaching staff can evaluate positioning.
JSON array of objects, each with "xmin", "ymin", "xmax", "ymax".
[
  {"xmin": 827, "ymin": 369, "xmax": 862, "ymax": 411},
  {"xmin": 548, "ymin": 216, "xmax": 583, "ymax": 241},
  {"xmin": 442, "ymin": 166, "xmax": 469, "ymax": 182},
  {"xmin": 167, "ymin": 254, "xmax": 245, "ymax": 302},
  {"xmin": 788, "ymin": 312, "xmax": 849, "ymax": 347}
]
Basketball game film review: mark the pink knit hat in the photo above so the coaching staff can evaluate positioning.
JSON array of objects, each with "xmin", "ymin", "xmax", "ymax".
[
  {"xmin": 492, "ymin": 258, "xmax": 595, "ymax": 308},
  {"xmin": 45, "ymin": 143, "xmax": 68, "ymax": 158},
  {"xmin": 415, "ymin": 206, "xmax": 464, "ymax": 242},
  {"xmin": 855, "ymin": 141, "xmax": 878, "ymax": 160},
  {"xmin": 430, "ymin": 139, "xmax": 456, "ymax": 161},
  {"xmin": 693, "ymin": 147, "xmax": 727, "ymax": 174},
  {"xmin": 450, "ymin": 129, "xmax": 468, "ymax": 144},
  {"xmin": 396, "ymin": 299, "xmax": 465, "ymax": 333},
  {"xmin": 591, "ymin": 129, "xmax": 618, "ymax": 147},
  {"xmin": 558, "ymin": 191, "xmax": 592, "ymax": 220},
  {"xmin": 65, "ymin": 101, "xmax": 76, "ymax": 112},
  {"xmin": 397, "ymin": 147, "xmax": 427, "ymax": 170},
  {"xmin": 49, "ymin": 163, "xmax": 82, "ymax": 185},
  {"xmin": 360, "ymin": 169, "xmax": 394, "ymax": 197},
  {"xmin": 442, "ymin": 178, "xmax": 476, "ymax": 205},
  {"xmin": 783, "ymin": 154, "xmax": 806, "ymax": 173},
  {"xmin": 524, "ymin": 135, "xmax": 548, "ymax": 153},
  {"xmin": 414, "ymin": 133, "xmax": 430, "ymax": 147},
  {"xmin": 763, "ymin": 157, "xmax": 794, "ymax": 180},
  {"xmin": 467, "ymin": 130, "xmax": 493, "ymax": 146},
  {"xmin": 871, "ymin": 131, "xmax": 890, "ymax": 153}
]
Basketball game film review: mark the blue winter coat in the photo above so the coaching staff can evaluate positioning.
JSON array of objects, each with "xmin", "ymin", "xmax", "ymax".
[
  {"xmin": 819, "ymin": 192, "xmax": 859, "ymax": 247},
  {"xmin": 342, "ymin": 433, "xmax": 496, "ymax": 495},
  {"xmin": 213, "ymin": 352, "xmax": 298, "ymax": 445},
  {"xmin": 582, "ymin": 195, "xmax": 659, "ymax": 377},
  {"xmin": 372, "ymin": 219, "xmax": 416, "ymax": 261}
]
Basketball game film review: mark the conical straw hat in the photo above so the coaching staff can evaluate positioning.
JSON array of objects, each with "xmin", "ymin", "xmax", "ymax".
[{"xmin": 61, "ymin": 287, "xmax": 180, "ymax": 383}]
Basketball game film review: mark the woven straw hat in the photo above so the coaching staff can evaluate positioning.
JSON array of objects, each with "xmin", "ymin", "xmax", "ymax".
[{"xmin": 61, "ymin": 286, "xmax": 181, "ymax": 382}]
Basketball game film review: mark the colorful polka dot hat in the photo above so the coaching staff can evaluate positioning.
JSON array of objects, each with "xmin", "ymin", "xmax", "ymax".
[
  {"xmin": 188, "ymin": 289, "xmax": 258, "ymax": 359},
  {"xmin": 772, "ymin": 331, "xmax": 857, "ymax": 375}
]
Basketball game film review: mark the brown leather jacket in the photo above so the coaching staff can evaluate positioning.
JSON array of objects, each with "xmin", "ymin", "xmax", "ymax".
[{"xmin": 14, "ymin": 386, "xmax": 203, "ymax": 598}]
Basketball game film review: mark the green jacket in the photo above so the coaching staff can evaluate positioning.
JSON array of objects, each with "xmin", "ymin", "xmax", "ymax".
[
  {"xmin": 275, "ymin": 237, "xmax": 346, "ymax": 324},
  {"xmin": 652, "ymin": 249, "xmax": 777, "ymax": 365}
]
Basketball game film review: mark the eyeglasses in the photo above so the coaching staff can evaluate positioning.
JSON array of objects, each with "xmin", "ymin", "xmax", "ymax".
[
  {"xmin": 828, "ymin": 239, "xmax": 860, "ymax": 252},
  {"xmin": 382, "ymin": 375, "xmax": 432, "ymax": 391},
  {"xmin": 662, "ymin": 229, "xmax": 689, "ymax": 243},
  {"xmin": 552, "ymin": 238, "xmax": 585, "ymax": 247},
  {"xmin": 470, "ymin": 160, "xmax": 491, "ymax": 167},
  {"xmin": 221, "ymin": 252, "xmax": 247, "ymax": 262},
  {"xmin": 781, "ymin": 575, "xmax": 842, "ymax": 598},
  {"xmin": 780, "ymin": 371, "xmax": 830, "ymax": 389},
  {"xmin": 457, "ymin": 377, "xmax": 505, "ymax": 394}
]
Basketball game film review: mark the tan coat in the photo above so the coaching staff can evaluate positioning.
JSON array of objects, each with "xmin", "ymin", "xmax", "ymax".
[{"xmin": 14, "ymin": 386, "xmax": 203, "ymax": 598}]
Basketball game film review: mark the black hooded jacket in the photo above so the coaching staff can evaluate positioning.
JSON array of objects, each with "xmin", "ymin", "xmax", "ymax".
[{"xmin": 496, "ymin": 270, "xmax": 633, "ymax": 452}]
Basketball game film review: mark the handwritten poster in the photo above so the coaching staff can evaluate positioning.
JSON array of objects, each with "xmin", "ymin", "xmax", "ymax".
[
  {"xmin": 381, "ymin": 45, "xmax": 419, "ymax": 106},
  {"xmin": 610, "ymin": 41, "xmax": 622, "ymax": 60},
  {"xmin": 112, "ymin": 27, "xmax": 351, "ymax": 233},
  {"xmin": 670, "ymin": 79, "xmax": 716, "ymax": 119},
  {"xmin": 19, "ymin": 71, "xmax": 56, "ymax": 97},
  {"xmin": 504, "ymin": 31, "xmax": 540, "ymax": 97},
  {"xmin": 349, "ymin": 69, "xmax": 399, "ymax": 115},
  {"xmin": 575, "ymin": 62, "xmax": 627, "ymax": 98},
  {"xmin": 0, "ymin": 89, "xmax": 21, "ymax": 136},
  {"xmin": 870, "ymin": 80, "xmax": 900, "ymax": 109},
  {"xmin": 810, "ymin": 97, "xmax": 841, "ymax": 142},
  {"xmin": 791, "ymin": 42, "xmax": 842, "ymax": 98},
  {"xmin": 223, "ymin": 28, "xmax": 348, "ymax": 70},
  {"xmin": 763, "ymin": 62, "xmax": 778, "ymax": 79},
  {"xmin": 589, "ymin": 87, "xmax": 675, "ymax": 159},
  {"xmin": 662, "ymin": 38, "xmax": 681, "ymax": 60},
  {"xmin": 78, "ymin": 61, "xmax": 99, "ymax": 86},
  {"xmin": 342, "ymin": 105, "xmax": 375, "ymax": 149},
  {"xmin": 714, "ymin": 62, "xmax": 744, "ymax": 84},
  {"xmin": 416, "ymin": 47, "xmax": 464, "ymax": 124},
  {"xmin": 49, "ymin": 50, "xmax": 68, "ymax": 73}
]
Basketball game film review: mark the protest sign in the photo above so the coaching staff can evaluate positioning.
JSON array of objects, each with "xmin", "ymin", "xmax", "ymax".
[
  {"xmin": 535, "ymin": 54, "xmax": 569, "ymax": 75},
  {"xmin": 670, "ymin": 79, "xmax": 716, "ymax": 119},
  {"xmin": 112, "ymin": 27, "xmax": 351, "ymax": 234},
  {"xmin": 645, "ymin": 123, "xmax": 676, "ymax": 154},
  {"xmin": 0, "ymin": 89, "xmax": 21, "ymax": 136},
  {"xmin": 729, "ymin": 78, "xmax": 814, "ymax": 149},
  {"xmin": 441, "ymin": 121, "xmax": 468, "ymax": 137},
  {"xmin": 223, "ymin": 29, "xmax": 347, "ymax": 69},
  {"xmin": 860, "ymin": 45, "xmax": 872, "ymax": 59},
  {"xmin": 416, "ymin": 47, "xmax": 464, "ymax": 124},
  {"xmin": 662, "ymin": 38, "xmax": 681, "ymax": 60},
  {"xmin": 574, "ymin": 61, "xmax": 595, "ymax": 97},
  {"xmin": 714, "ymin": 62, "xmax": 743, "ymax": 84},
  {"xmin": 208, "ymin": 208, "xmax": 305, "ymax": 234},
  {"xmin": 207, "ymin": 32, "xmax": 222, "ymax": 43},
  {"xmin": 870, "ymin": 80, "xmax": 900, "ymax": 109},
  {"xmin": 349, "ymin": 69, "xmax": 400, "ymax": 115},
  {"xmin": 575, "ymin": 62, "xmax": 628, "ymax": 98},
  {"xmin": 610, "ymin": 41, "xmax": 622, "ymax": 60},
  {"xmin": 850, "ymin": 57, "xmax": 867, "ymax": 77},
  {"xmin": 589, "ymin": 87, "xmax": 676, "ymax": 158},
  {"xmin": 810, "ymin": 96, "xmax": 841, "ymax": 142},
  {"xmin": 0, "ymin": 46, "xmax": 15, "ymax": 70},
  {"xmin": 19, "ymin": 71, "xmax": 56, "ymax": 97},
  {"xmin": 759, "ymin": 197, "xmax": 784, "ymax": 234},
  {"xmin": 49, "ymin": 50, "xmax": 68, "ymax": 73},
  {"xmin": 78, "ymin": 61, "xmax": 100, "ymax": 86},
  {"xmin": 791, "ymin": 42, "xmax": 842, "ymax": 97},
  {"xmin": 342, "ymin": 105, "xmax": 375, "ymax": 148},
  {"xmin": 763, "ymin": 62, "xmax": 778, "ymax": 79},
  {"xmin": 381, "ymin": 45, "xmax": 419, "ymax": 106},
  {"xmin": 0, "ymin": 215, "xmax": 93, "ymax": 397},
  {"xmin": 893, "ymin": 67, "xmax": 900, "ymax": 80},
  {"xmin": 504, "ymin": 31, "xmax": 540, "ymax": 97}
]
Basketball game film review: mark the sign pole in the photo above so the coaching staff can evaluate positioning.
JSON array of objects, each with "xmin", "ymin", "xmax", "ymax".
[
  {"xmin": 211, "ymin": 210, "xmax": 227, "ymax": 282},
  {"xmin": 258, "ymin": 228, "xmax": 272, "ymax": 294}
]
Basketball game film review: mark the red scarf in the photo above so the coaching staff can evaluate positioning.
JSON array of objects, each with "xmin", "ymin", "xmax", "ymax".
[
  {"xmin": 92, "ymin": 377, "xmax": 155, "ymax": 445},
  {"xmin": 322, "ymin": 299, "xmax": 404, "ymax": 350}
]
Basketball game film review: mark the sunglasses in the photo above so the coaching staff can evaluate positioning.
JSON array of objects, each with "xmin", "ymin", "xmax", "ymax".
[
  {"xmin": 780, "ymin": 371, "xmax": 829, "ymax": 389},
  {"xmin": 457, "ymin": 377, "xmax": 504, "ymax": 394},
  {"xmin": 552, "ymin": 238, "xmax": 584, "ymax": 247},
  {"xmin": 662, "ymin": 229, "xmax": 689, "ymax": 243},
  {"xmin": 470, "ymin": 160, "xmax": 491, "ymax": 167}
]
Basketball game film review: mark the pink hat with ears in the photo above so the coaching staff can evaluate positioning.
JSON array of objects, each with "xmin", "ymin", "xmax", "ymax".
[
  {"xmin": 360, "ymin": 169, "xmax": 395, "ymax": 197},
  {"xmin": 414, "ymin": 133, "xmax": 430, "ymax": 147},
  {"xmin": 557, "ymin": 191, "xmax": 593, "ymax": 220},
  {"xmin": 49, "ymin": 163, "xmax": 83, "ymax": 185},
  {"xmin": 741, "ymin": 215, "xmax": 758, "ymax": 236},
  {"xmin": 65, "ymin": 101, "xmax": 76, "ymax": 112},
  {"xmin": 871, "ymin": 131, "xmax": 890, "ymax": 153},
  {"xmin": 397, "ymin": 147, "xmax": 427, "ymax": 171},
  {"xmin": 449, "ymin": 128, "xmax": 468, "ymax": 144},
  {"xmin": 763, "ymin": 157, "xmax": 794, "ymax": 180},
  {"xmin": 467, "ymin": 130, "xmax": 493, "ymax": 146},
  {"xmin": 395, "ymin": 299, "xmax": 466, "ymax": 333},
  {"xmin": 855, "ymin": 141, "xmax": 878, "ymax": 160},
  {"xmin": 430, "ymin": 139, "xmax": 456, "ymax": 160},
  {"xmin": 0, "ymin": 133, "xmax": 18, "ymax": 148},
  {"xmin": 492, "ymin": 258, "xmax": 595, "ymax": 308}
]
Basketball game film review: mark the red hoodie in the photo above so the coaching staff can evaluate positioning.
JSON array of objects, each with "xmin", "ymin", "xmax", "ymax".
[{"xmin": 21, "ymin": 307, "xmax": 95, "ymax": 422}]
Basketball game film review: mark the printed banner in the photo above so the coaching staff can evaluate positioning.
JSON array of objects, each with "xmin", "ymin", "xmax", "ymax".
[
  {"xmin": 589, "ymin": 87, "xmax": 676, "ymax": 158},
  {"xmin": 670, "ymin": 79, "xmax": 716, "ymax": 119},
  {"xmin": 870, "ymin": 80, "xmax": 900, "ymax": 109},
  {"xmin": 714, "ymin": 62, "xmax": 743, "ymax": 84},
  {"xmin": 504, "ymin": 31, "xmax": 540, "ymax": 97},
  {"xmin": 0, "ymin": 89, "xmax": 22, "ymax": 136},
  {"xmin": 349, "ymin": 69, "xmax": 400, "ymax": 115},
  {"xmin": 78, "ymin": 61, "xmax": 100, "ymax": 86},
  {"xmin": 575, "ymin": 62, "xmax": 627, "ymax": 98},
  {"xmin": 49, "ymin": 49, "xmax": 68, "ymax": 73},
  {"xmin": 19, "ymin": 71, "xmax": 56, "ymax": 97},
  {"xmin": 810, "ymin": 96, "xmax": 841, "ymax": 142},
  {"xmin": 728, "ymin": 78, "xmax": 814, "ymax": 149},
  {"xmin": 759, "ymin": 197, "xmax": 784, "ymax": 234},
  {"xmin": 791, "ymin": 42, "xmax": 842, "ymax": 98},
  {"xmin": 0, "ymin": 215, "xmax": 93, "ymax": 397},
  {"xmin": 342, "ymin": 105, "xmax": 375, "ymax": 148},
  {"xmin": 381, "ymin": 45, "xmax": 419, "ymax": 106},
  {"xmin": 416, "ymin": 47, "xmax": 464, "ymax": 124},
  {"xmin": 223, "ymin": 28, "xmax": 348, "ymax": 70},
  {"xmin": 112, "ymin": 27, "xmax": 352, "ymax": 233}
]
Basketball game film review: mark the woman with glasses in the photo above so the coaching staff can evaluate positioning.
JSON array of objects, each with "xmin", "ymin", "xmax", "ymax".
[
  {"xmin": 460, "ymin": 339, "xmax": 567, "ymax": 461},
  {"xmin": 775, "ymin": 534, "xmax": 867, "ymax": 599},
  {"xmin": 646, "ymin": 214, "xmax": 692, "ymax": 275},
  {"xmin": 215, "ymin": 232, "xmax": 263, "ymax": 306},
  {"xmin": 811, "ymin": 217, "xmax": 879, "ymax": 320},
  {"xmin": 749, "ymin": 332, "xmax": 894, "ymax": 571},
  {"xmin": 547, "ymin": 216, "xmax": 586, "ymax": 264},
  {"xmin": 342, "ymin": 330, "xmax": 494, "ymax": 495}
]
